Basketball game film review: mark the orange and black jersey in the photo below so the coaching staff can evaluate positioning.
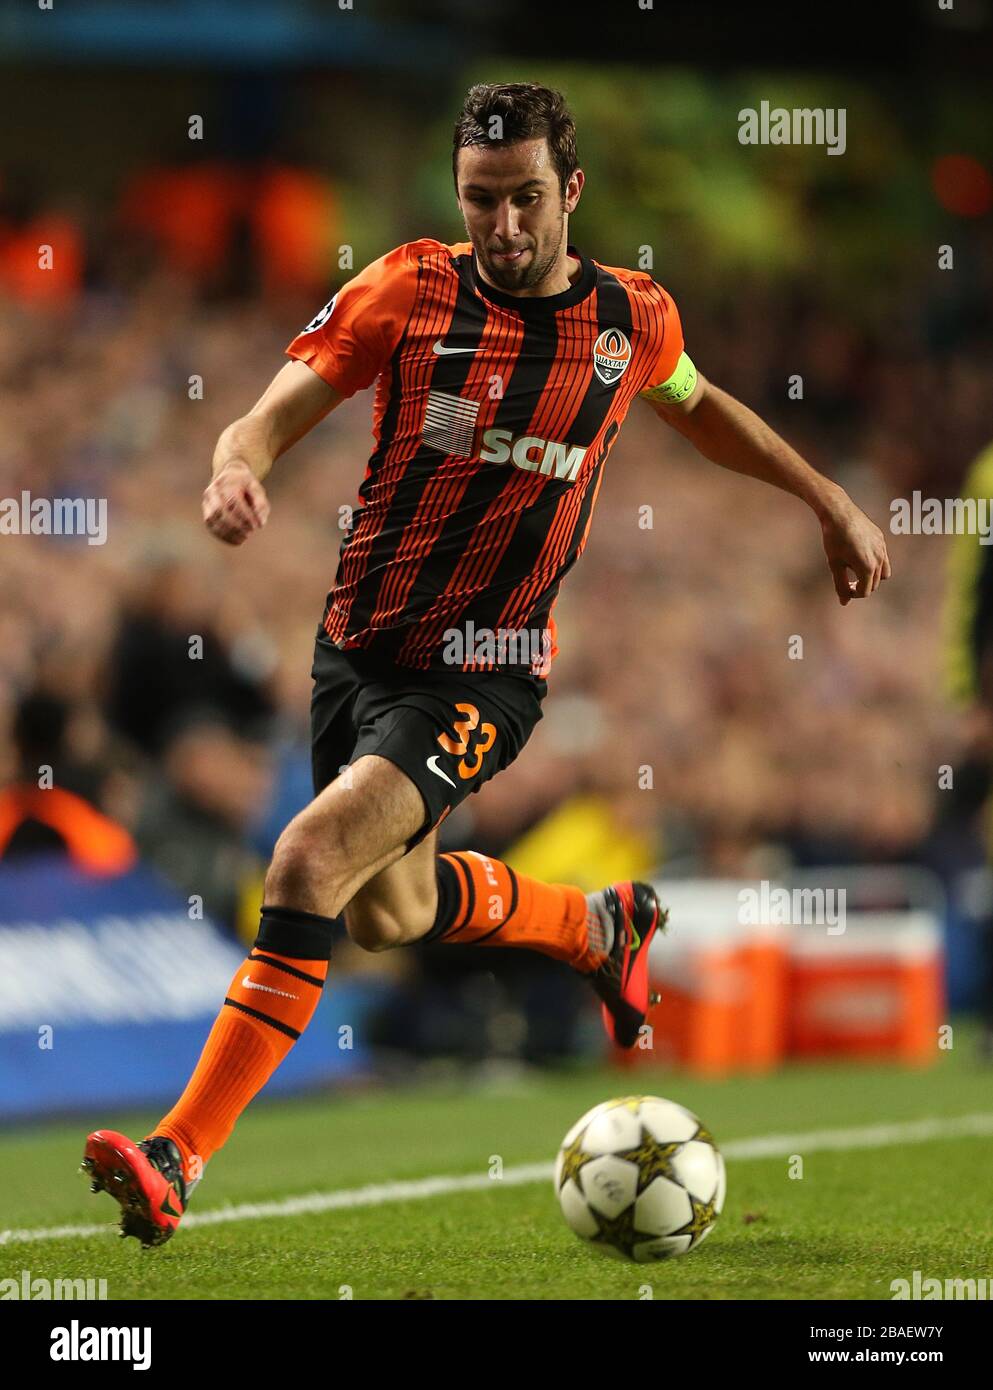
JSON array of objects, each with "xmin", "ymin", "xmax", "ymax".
[{"xmin": 285, "ymin": 238, "xmax": 685, "ymax": 678}]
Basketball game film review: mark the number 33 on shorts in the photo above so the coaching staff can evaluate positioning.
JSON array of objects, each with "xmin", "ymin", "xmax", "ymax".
[{"xmin": 436, "ymin": 702, "xmax": 497, "ymax": 779}]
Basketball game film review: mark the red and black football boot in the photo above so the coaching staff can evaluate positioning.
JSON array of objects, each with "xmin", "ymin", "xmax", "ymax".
[
  {"xmin": 80, "ymin": 1130, "xmax": 198, "ymax": 1247},
  {"xmin": 585, "ymin": 881, "xmax": 668, "ymax": 1048}
]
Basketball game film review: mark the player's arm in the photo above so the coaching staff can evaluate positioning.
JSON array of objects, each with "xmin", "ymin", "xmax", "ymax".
[
  {"xmin": 204, "ymin": 244, "xmax": 419, "ymax": 546},
  {"xmin": 203, "ymin": 361, "xmax": 343, "ymax": 546},
  {"xmin": 643, "ymin": 362, "xmax": 891, "ymax": 605}
]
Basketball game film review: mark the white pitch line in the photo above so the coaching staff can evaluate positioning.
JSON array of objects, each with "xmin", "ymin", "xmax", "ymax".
[
  {"xmin": 2, "ymin": 1112, "xmax": 992, "ymax": 1248},
  {"xmin": 720, "ymin": 1111, "xmax": 993, "ymax": 1160}
]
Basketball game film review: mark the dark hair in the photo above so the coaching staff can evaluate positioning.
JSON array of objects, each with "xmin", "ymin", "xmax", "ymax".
[{"xmin": 452, "ymin": 82, "xmax": 579, "ymax": 197}]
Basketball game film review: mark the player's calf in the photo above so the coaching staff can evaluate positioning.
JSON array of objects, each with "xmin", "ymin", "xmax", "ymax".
[
  {"xmin": 342, "ymin": 830, "xmax": 440, "ymax": 952},
  {"xmin": 343, "ymin": 895, "xmax": 436, "ymax": 951}
]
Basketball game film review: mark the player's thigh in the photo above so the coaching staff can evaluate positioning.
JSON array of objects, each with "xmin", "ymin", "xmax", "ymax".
[
  {"xmin": 267, "ymin": 753, "xmax": 425, "ymax": 914},
  {"xmin": 342, "ymin": 827, "xmax": 439, "ymax": 950}
]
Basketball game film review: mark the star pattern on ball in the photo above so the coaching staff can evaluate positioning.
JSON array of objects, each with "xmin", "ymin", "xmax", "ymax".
[
  {"xmin": 557, "ymin": 1134, "xmax": 595, "ymax": 1190},
  {"xmin": 617, "ymin": 1129, "xmax": 683, "ymax": 1193},
  {"xmin": 693, "ymin": 1123, "xmax": 717, "ymax": 1148},
  {"xmin": 672, "ymin": 1194, "xmax": 718, "ymax": 1247},
  {"xmin": 603, "ymin": 1096, "xmax": 647, "ymax": 1115},
  {"xmin": 589, "ymin": 1201, "xmax": 658, "ymax": 1256}
]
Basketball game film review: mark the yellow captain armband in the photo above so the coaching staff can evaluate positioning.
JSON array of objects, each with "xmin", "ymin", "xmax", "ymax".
[{"xmin": 639, "ymin": 350, "xmax": 698, "ymax": 405}]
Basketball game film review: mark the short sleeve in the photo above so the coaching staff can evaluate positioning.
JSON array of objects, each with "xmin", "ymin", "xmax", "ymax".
[
  {"xmin": 285, "ymin": 243, "xmax": 419, "ymax": 398},
  {"xmin": 638, "ymin": 286, "xmax": 687, "ymax": 397}
]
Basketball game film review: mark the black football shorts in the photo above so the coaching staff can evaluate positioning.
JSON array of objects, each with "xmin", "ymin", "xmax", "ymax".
[{"xmin": 310, "ymin": 628, "xmax": 547, "ymax": 853}]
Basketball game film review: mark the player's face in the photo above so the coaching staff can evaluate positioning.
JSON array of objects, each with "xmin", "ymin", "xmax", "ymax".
[{"xmin": 456, "ymin": 137, "xmax": 583, "ymax": 294}]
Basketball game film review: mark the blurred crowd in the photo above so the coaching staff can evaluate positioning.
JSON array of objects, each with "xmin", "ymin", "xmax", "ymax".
[{"xmin": 1, "ymin": 163, "xmax": 991, "ymax": 974}]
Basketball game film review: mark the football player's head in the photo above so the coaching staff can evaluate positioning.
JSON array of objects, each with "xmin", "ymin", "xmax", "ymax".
[{"xmin": 453, "ymin": 82, "xmax": 585, "ymax": 293}]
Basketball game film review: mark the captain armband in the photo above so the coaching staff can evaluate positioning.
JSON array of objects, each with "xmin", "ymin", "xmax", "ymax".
[{"xmin": 639, "ymin": 351, "xmax": 698, "ymax": 405}]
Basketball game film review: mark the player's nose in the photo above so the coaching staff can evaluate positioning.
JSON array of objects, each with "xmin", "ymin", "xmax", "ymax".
[{"xmin": 493, "ymin": 200, "xmax": 520, "ymax": 242}]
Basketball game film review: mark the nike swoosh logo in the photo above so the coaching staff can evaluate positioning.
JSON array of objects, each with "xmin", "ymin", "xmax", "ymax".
[
  {"xmin": 426, "ymin": 755, "xmax": 457, "ymax": 788},
  {"xmin": 242, "ymin": 975, "xmax": 298, "ymax": 1000},
  {"xmin": 432, "ymin": 341, "xmax": 479, "ymax": 356}
]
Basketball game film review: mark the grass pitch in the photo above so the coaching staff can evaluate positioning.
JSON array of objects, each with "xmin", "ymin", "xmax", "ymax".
[{"xmin": 2, "ymin": 1028, "xmax": 991, "ymax": 1300}]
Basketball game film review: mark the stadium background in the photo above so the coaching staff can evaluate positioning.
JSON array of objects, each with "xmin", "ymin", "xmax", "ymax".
[{"xmin": 1, "ymin": 0, "xmax": 992, "ymax": 1128}]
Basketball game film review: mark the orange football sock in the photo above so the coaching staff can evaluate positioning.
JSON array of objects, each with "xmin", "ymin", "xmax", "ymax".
[
  {"xmin": 151, "ymin": 946, "xmax": 329, "ymax": 1176},
  {"xmin": 431, "ymin": 850, "xmax": 606, "ymax": 972}
]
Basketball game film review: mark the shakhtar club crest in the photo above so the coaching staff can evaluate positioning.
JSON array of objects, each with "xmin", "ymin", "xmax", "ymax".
[{"xmin": 592, "ymin": 328, "xmax": 632, "ymax": 386}]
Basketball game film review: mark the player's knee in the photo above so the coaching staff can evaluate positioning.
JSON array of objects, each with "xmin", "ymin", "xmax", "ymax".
[{"xmin": 265, "ymin": 816, "xmax": 347, "ymax": 910}]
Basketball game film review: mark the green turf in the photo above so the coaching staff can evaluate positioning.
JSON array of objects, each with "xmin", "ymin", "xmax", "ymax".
[{"xmin": 2, "ymin": 1026, "xmax": 991, "ymax": 1299}]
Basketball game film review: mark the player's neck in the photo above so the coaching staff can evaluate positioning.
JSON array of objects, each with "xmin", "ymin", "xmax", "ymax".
[
  {"xmin": 476, "ymin": 248, "xmax": 583, "ymax": 300},
  {"xmin": 535, "ymin": 250, "xmax": 583, "ymax": 296}
]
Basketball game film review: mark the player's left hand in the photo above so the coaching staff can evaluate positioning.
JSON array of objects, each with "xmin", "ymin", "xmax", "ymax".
[{"xmin": 819, "ymin": 495, "xmax": 892, "ymax": 605}]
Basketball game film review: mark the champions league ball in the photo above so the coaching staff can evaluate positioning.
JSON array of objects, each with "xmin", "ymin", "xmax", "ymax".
[{"xmin": 554, "ymin": 1096, "xmax": 726, "ymax": 1262}]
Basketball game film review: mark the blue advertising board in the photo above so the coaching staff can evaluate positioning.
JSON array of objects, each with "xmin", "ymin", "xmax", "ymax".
[{"xmin": 0, "ymin": 858, "xmax": 382, "ymax": 1120}]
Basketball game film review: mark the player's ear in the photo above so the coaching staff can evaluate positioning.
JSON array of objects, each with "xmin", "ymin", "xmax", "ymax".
[{"xmin": 564, "ymin": 167, "xmax": 584, "ymax": 214}]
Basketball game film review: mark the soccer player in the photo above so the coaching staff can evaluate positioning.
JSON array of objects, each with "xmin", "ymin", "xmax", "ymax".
[{"xmin": 82, "ymin": 83, "xmax": 891, "ymax": 1244}]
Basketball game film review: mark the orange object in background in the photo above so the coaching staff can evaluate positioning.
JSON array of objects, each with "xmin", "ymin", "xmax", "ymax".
[
  {"xmin": 612, "ymin": 882, "xmax": 790, "ymax": 1078},
  {"xmin": 0, "ymin": 213, "xmax": 84, "ymax": 303},
  {"xmin": 0, "ymin": 784, "xmax": 137, "ymax": 877},
  {"xmin": 116, "ymin": 162, "xmax": 336, "ymax": 294},
  {"xmin": 609, "ymin": 883, "xmax": 945, "ymax": 1075},
  {"xmin": 788, "ymin": 912, "xmax": 943, "ymax": 1064},
  {"xmin": 254, "ymin": 165, "xmax": 337, "ymax": 295},
  {"xmin": 117, "ymin": 164, "xmax": 247, "ymax": 278}
]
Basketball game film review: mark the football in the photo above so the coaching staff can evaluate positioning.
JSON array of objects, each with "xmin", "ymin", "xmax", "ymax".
[{"xmin": 554, "ymin": 1095, "xmax": 726, "ymax": 1262}]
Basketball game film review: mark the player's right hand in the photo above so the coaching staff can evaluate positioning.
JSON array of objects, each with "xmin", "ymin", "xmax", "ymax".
[
  {"xmin": 202, "ymin": 461, "xmax": 271, "ymax": 545},
  {"xmin": 819, "ymin": 494, "xmax": 891, "ymax": 605}
]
